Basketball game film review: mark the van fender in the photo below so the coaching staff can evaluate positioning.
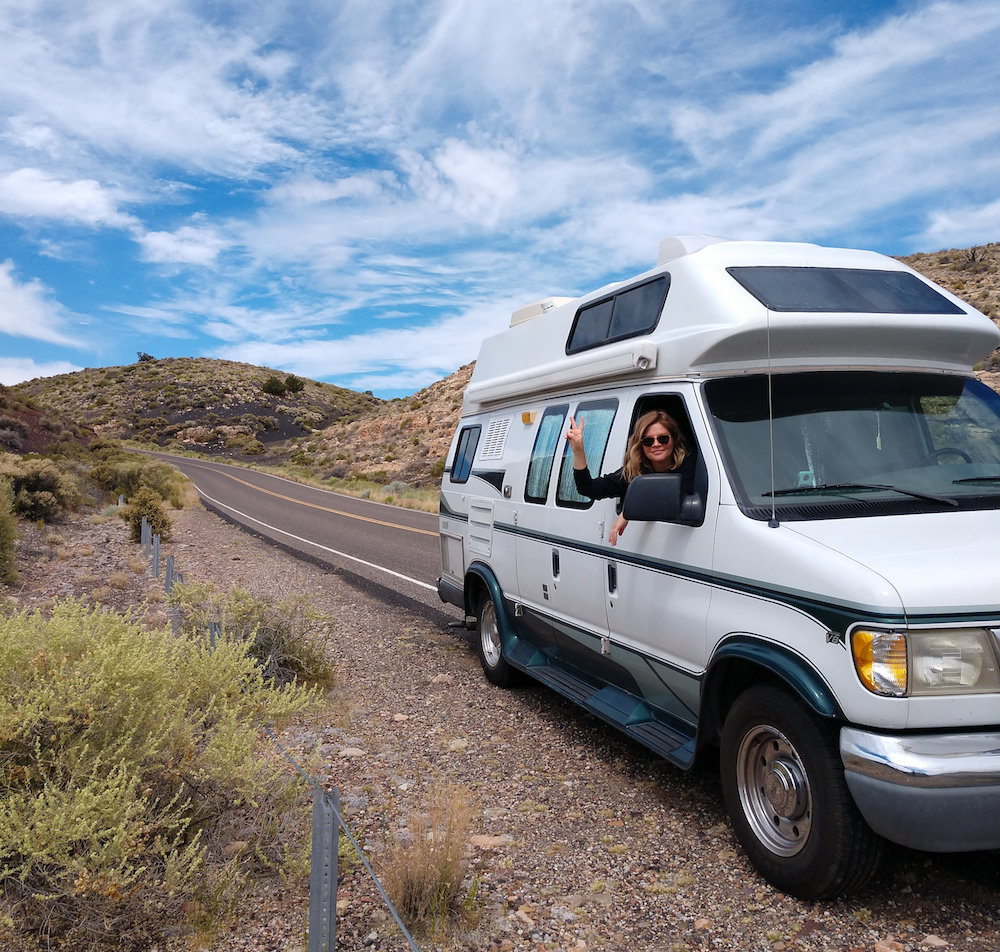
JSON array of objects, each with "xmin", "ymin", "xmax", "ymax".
[
  {"xmin": 464, "ymin": 562, "xmax": 517, "ymax": 646},
  {"xmin": 698, "ymin": 635, "xmax": 845, "ymax": 751}
]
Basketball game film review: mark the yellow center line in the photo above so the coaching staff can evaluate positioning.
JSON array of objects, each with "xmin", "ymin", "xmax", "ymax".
[{"xmin": 177, "ymin": 459, "xmax": 438, "ymax": 537}]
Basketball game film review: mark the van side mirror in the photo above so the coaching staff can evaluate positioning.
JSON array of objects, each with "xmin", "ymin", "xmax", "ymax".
[{"xmin": 623, "ymin": 473, "xmax": 705, "ymax": 526}]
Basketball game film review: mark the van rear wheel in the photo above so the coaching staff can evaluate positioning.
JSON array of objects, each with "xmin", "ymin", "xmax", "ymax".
[
  {"xmin": 476, "ymin": 590, "xmax": 518, "ymax": 687},
  {"xmin": 720, "ymin": 685, "xmax": 882, "ymax": 899}
]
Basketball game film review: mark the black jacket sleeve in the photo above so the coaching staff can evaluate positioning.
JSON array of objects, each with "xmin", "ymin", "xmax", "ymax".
[
  {"xmin": 575, "ymin": 451, "xmax": 698, "ymax": 501},
  {"xmin": 574, "ymin": 466, "xmax": 628, "ymax": 500}
]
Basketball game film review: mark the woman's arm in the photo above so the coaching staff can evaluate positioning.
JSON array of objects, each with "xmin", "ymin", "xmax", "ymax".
[{"xmin": 565, "ymin": 416, "xmax": 588, "ymax": 469}]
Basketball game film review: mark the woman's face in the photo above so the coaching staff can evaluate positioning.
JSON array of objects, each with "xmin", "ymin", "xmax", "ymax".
[{"xmin": 641, "ymin": 421, "xmax": 674, "ymax": 472}]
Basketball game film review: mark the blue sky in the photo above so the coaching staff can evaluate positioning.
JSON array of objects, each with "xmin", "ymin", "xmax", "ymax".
[{"xmin": 0, "ymin": 0, "xmax": 998, "ymax": 397}]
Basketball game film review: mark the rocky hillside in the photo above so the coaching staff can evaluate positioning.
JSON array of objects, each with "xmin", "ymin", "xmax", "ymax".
[
  {"xmin": 0, "ymin": 385, "xmax": 92, "ymax": 455},
  {"xmin": 899, "ymin": 243, "xmax": 999, "ymax": 322},
  {"xmin": 300, "ymin": 363, "xmax": 474, "ymax": 486},
  {"xmin": 901, "ymin": 243, "xmax": 1000, "ymax": 389}
]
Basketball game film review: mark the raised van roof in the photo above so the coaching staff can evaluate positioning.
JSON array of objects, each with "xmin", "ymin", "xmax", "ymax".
[{"xmin": 465, "ymin": 238, "xmax": 997, "ymax": 413}]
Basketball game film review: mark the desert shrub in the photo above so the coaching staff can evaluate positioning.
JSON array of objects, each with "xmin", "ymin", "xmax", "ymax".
[
  {"xmin": 0, "ymin": 416, "xmax": 29, "ymax": 439},
  {"xmin": 381, "ymin": 790, "xmax": 475, "ymax": 930},
  {"xmin": 430, "ymin": 456, "xmax": 447, "ymax": 479},
  {"xmin": 241, "ymin": 439, "xmax": 265, "ymax": 455},
  {"xmin": 119, "ymin": 486, "xmax": 173, "ymax": 542},
  {"xmin": 262, "ymin": 375, "xmax": 287, "ymax": 397},
  {"xmin": 0, "ymin": 479, "xmax": 17, "ymax": 584},
  {"xmin": 0, "ymin": 600, "xmax": 318, "ymax": 947},
  {"xmin": 0, "ymin": 454, "xmax": 80, "ymax": 521},
  {"xmin": 168, "ymin": 581, "xmax": 333, "ymax": 688},
  {"xmin": 369, "ymin": 469, "xmax": 390, "ymax": 485},
  {"xmin": 284, "ymin": 374, "xmax": 305, "ymax": 394},
  {"xmin": 90, "ymin": 457, "xmax": 185, "ymax": 508},
  {"xmin": 0, "ymin": 429, "xmax": 22, "ymax": 451}
]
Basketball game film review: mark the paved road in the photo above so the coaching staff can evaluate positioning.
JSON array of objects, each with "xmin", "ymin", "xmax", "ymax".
[{"xmin": 144, "ymin": 453, "xmax": 459, "ymax": 622}]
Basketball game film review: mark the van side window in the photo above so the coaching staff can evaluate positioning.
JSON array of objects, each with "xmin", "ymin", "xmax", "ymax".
[
  {"xmin": 525, "ymin": 405, "xmax": 568, "ymax": 503},
  {"xmin": 566, "ymin": 275, "xmax": 669, "ymax": 354},
  {"xmin": 450, "ymin": 425, "xmax": 481, "ymax": 483},
  {"xmin": 556, "ymin": 398, "xmax": 619, "ymax": 508}
]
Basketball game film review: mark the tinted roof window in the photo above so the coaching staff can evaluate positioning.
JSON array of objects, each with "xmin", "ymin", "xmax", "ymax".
[
  {"xmin": 567, "ymin": 275, "xmax": 669, "ymax": 354},
  {"xmin": 727, "ymin": 267, "xmax": 965, "ymax": 314},
  {"xmin": 569, "ymin": 298, "xmax": 614, "ymax": 352},
  {"xmin": 609, "ymin": 277, "xmax": 668, "ymax": 338}
]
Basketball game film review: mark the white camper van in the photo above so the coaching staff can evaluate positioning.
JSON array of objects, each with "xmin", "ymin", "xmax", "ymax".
[{"xmin": 436, "ymin": 236, "xmax": 1000, "ymax": 899}]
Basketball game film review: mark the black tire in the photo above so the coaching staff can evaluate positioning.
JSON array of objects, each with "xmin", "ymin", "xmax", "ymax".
[
  {"xmin": 720, "ymin": 685, "xmax": 882, "ymax": 899},
  {"xmin": 475, "ymin": 590, "xmax": 519, "ymax": 687}
]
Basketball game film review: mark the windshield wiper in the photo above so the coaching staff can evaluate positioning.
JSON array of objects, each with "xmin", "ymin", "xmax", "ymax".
[
  {"xmin": 953, "ymin": 476, "xmax": 1000, "ymax": 484},
  {"xmin": 765, "ymin": 482, "xmax": 959, "ymax": 507}
]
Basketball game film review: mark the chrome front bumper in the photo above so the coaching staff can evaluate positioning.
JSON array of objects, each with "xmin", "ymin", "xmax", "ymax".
[{"xmin": 840, "ymin": 727, "xmax": 1000, "ymax": 852}]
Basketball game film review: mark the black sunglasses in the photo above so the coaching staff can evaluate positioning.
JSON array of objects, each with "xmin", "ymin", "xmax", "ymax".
[{"xmin": 641, "ymin": 434, "xmax": 672, "ymax": 447}]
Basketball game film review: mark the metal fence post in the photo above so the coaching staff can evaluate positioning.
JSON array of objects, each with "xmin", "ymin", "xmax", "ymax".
[
  {"xmin": 165, "ymin": 555, "xmax": 175, "ymax": 593},
  {"xmin": 142, "ymin": 517, "xmax": 150, "ymax": 557},
  {"xmin": 208, "ymin": 620, "xmax": 221, "ymax": 649},
  {"xmin": 309, "ymin": 788, "xmax": 339, "ymax": 952},
  {"xmin": 152, "ymin": 534, "xmax": 160, "ymax": 577},
  {"xmin": 118, "ymin": 494, "xmax": 125, "ymax": 506}
]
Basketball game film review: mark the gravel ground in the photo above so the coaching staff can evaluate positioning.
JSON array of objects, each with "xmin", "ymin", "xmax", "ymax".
[{"xmin": 4, "ymin": 502, "xmax": 999, "ymax": 952}]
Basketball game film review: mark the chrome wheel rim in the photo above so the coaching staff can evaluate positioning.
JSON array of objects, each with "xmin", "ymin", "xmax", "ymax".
[
  {"xmin": 479, "ymin": 600, "xmax": 502, "ymax": 669},
  {"xmin": 736, "ymin": 723, "xmax": 813, "ymax": 857}
]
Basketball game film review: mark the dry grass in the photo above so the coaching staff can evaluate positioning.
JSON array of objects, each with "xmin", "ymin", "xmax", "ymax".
[
  {"xmin": 380, "ymin": 789, "xmax": 476, "ymax": 933},
  {"xmin": 108, "ymin": 571, "xmax": 130, "ymax": 589},
  {"xmin": 128, "ymin": 556, "xmax": 147, "ymax": 575}
]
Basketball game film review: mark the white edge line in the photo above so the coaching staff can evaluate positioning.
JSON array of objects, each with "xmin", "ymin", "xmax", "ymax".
[{"xmin": 196, "ymin": 487, "xmax": 438, "ymax": 593}]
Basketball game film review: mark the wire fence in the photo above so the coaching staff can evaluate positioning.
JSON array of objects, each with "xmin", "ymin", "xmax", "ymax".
[{"xmin": 137, "ymin": 515, "xmax": 420, "ymax": 952}]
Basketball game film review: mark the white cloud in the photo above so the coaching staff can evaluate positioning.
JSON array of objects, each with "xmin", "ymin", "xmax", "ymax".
[
  {"xmin": 0, "ymin": 260, "xmax": 80, "ymax": 346},
  {"xmin": 219, "ymin": 296, "xmax": 524, "ymax": 383},
  {"xmin": 0, "ymin": 168, "xmax": 136, "ymax": 226},
  {"xmin": 919, "ymin": 197, "xmax": 1000, "ymax": 250},
  {"xmin": 0, "ymin": 356, "xmax": 82, "ymax": 386},
  {"xmin": 136, "ymin": 224, "xmax": 232, "ymax": 265}
]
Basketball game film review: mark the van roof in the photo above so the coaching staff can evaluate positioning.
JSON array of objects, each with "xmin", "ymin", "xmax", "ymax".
[{"xmin": 465, "ymin": 238, "xmax": 998, "ymax": 412}]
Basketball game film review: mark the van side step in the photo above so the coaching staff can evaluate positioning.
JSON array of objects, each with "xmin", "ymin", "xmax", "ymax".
[{"xmin": 514, "ymin": 649, "xmax": 696, "ymax": 769}]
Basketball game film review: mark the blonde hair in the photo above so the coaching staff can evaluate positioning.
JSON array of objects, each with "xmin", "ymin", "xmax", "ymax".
[{"xmin": 622, "ymin": 409, "xmax": 688, "ymax": 483}]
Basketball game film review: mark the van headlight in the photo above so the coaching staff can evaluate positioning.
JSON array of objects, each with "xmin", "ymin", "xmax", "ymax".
[{"xmin": 851, "ymin": 628, "xmax": 1000, "ymax": 697}]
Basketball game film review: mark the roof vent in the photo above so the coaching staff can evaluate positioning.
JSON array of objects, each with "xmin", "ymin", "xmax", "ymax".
[
  {"xmin": 657, "ymin": 234, "xmax": 732, "ymax": 266},
  {"xmin": 510, "ymin": 296, "xmax": 575, "ymax": 327}
]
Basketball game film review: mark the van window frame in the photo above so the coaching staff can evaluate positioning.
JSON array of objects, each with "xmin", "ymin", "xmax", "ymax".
[
  {"xmin": 555, "ymin": 398, "xmax": 620, "ymax": 509},
  {"xmin": 565, "ymin": 274, "xmax": 670, "ymax": 355},
  {"xmin": 450, "ymin": 425, "xmax": 481, "ymax": 484},
  {"xmin": 524, "ymin": 405, "xmax": 569, "ymax": 504}
]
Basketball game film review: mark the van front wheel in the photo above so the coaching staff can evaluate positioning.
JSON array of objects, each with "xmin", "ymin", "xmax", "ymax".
[
  {"xmin": 476, "ymin": 591, "xmax": 518, "ymax": 687},
  {"xmin": 720, "ymin": 685, "xmax": 882, "ymax": 899}
]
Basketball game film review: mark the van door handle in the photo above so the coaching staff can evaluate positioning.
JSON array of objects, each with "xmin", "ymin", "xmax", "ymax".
[
  {"xmin": 552, "ymin": 549, "xmax": 560, "ymax": 578},
  {"xmin": 607, "ymin": 562, "xmax": 617, "ymax": 593}
]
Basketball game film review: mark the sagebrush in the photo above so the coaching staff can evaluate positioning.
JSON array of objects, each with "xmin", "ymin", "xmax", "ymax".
[
  {"xmin": 119, "ymin": 484, "xmax": 173, "ymax": 541},
  {"xmin": 169, "ymin": 580, "xmax": 334, "ymax": 687},
  {"xmin": 0, "ymin": 453, "xmax": 80, "ymax": 521},
  {"xmin": 0, "ymin": 600, "xmax": 319, "ymax": 948}
]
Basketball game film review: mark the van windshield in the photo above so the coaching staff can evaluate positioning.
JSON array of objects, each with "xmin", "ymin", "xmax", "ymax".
[{"xmin": 705, "ymin": 372, "xmax": 1000, "ymax": 520}]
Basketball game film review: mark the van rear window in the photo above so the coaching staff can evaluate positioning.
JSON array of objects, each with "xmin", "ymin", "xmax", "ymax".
[
  {"xmin": 726, "ymin": 267, "xmax": 964, "ymax": 314},
  {"xmin": 450, "ymin": 425, "xmax": 481, "ymax": 483}
]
